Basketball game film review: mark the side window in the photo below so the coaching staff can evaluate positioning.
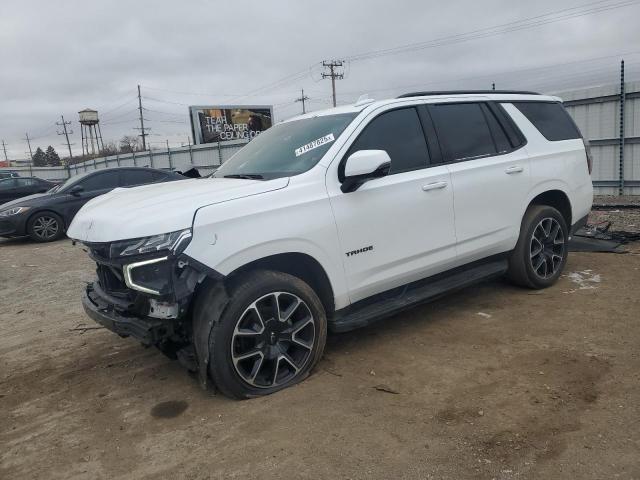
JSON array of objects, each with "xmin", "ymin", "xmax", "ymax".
[
  {"xmin": 79, "ymin": 171, "xmax": 120, "ymax": 192},
  {"xmin": 347, "ymin": 107, "xmax": 430, "ymax": 175},
  {"xmin": 15, "ymin": 178, "xmax": 35, "ymax": 187},
  {"xmin": 121, "ymin": 169, "xmax": 157, "ymax": 187},
  {"xmin": 482, "ymin": 105, "xmax": 511, "ymax": 153},
  {"xmin": 0, "ymin": 179, "xmax": 18, "ymax": 189},
  {"xmin": 511, "ymin": 102, "xmax": 581, "ymax": 141},
  {"xmin": 429, "ymin": 103, "xmax": 497, "ymax": 162}
]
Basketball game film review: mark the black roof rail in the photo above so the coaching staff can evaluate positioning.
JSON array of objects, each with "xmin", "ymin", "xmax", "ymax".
[{"xmin": 397, "ymin": 90, "xmax": 541, "ymax": 98}]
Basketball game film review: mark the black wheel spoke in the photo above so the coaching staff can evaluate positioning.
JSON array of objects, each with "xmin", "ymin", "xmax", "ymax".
[
  {"xmin": 231, "ymin": 291, "xmax": 315, "ymax": 389},
  {"xmin": 529, "ymin": 217, "xmax": 565, "ymax": 279}
]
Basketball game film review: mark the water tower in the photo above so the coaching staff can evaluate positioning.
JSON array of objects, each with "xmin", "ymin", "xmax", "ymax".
[{"xmin": 78, "ymin": 109, "xmax": 105, "ymax": 155}]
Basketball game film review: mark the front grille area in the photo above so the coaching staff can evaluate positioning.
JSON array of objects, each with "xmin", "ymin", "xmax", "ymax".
[{"xmin": 96, "ymin": 264, "xmax": 129, "ymax": 296}]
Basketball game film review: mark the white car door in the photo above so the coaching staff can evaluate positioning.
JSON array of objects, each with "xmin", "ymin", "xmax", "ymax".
[
  {"xmin": 327, "ymin": 106, "xmax": 457, "ymax": 304},
  {"xmin": 428, "ymin": 101, "xmax": 531, "ymax": 263}
]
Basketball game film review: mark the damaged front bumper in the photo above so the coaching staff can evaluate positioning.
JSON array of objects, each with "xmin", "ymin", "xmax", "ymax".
[
  {"xmin": 83, "ymin": 282, "xmax": 172, "ymax": 346},
  {"xmin": 79, "ymin": 237, "xmax": 223, "ymax": 357}
]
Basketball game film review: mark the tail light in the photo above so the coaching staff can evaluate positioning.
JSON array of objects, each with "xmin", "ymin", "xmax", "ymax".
[{"xmin": 583, "ymin": 138, "xmax": 593, "ymax": 175}]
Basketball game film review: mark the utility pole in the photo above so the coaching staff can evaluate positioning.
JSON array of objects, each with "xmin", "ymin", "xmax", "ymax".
[
  {"xmin": 24, "ymin": 133, "xmax": 33, "ymax": 161},
  {"xmin": 1, "ymin": 140, "xmax": 8, "ymax": 165},
  {"xmin": 295, "ymin": 88, "xmax": 310, "ymax": 114},
  {"xmin": 322, "ymin": 60, "xmax": 344, "ymax": 107},
  {"xmin": 619, "ymin": 59, "xmax": 626, "ymax": 196},
  {"xmin": 56, "ymin": 115, "xmax": 74, "ymax": 159},
  {"xmin": 137, "ymin": 84, "xmax": 148, "ymax": 151}
]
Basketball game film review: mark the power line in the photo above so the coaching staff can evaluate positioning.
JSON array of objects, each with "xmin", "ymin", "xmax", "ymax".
[
  {"xmin": 345, "ymin": 0, "xmax": 640, "ymax": 62},
  {"xmin": 56, "ymin": 115, "xmax": 74, "ymax": 158},
  {"xmin": 322, "ymin": 61, "xmax": 345, "ymax": 107},
  {"xmin": 295, "ymin": 88, "xmax": 310, "ymax": 114}
]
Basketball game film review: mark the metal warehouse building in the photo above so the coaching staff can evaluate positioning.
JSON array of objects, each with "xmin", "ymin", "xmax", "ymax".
[{"xmin": 555, "ymin": 80, "xmax": 640, "ymax": 195}]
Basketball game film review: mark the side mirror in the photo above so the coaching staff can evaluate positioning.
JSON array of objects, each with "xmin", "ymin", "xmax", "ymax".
[
  {"xmin": 341, "ymin": 150, "xmax": 391, "ymax": 193},
  {"xmin": 70, "ymin": 185, "xmax": 84, "ymax": 196}
]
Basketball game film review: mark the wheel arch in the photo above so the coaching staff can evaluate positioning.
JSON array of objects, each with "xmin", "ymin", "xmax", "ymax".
[
  {"xmin": 225, "ymin": 252, "xmax": 336, "ymax": 316},
  {"xmin": 528, "ymin": 189, "xmax": 572, "ymax": 228}
]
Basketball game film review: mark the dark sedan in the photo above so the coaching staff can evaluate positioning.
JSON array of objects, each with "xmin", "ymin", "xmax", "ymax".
[
  {"xmin": 0, "ymin": 176, "xmax": 55, "ymax": 203},
  {"xmin": 0, "ymin": 167, "xmax": 184, "ymax": 242}
]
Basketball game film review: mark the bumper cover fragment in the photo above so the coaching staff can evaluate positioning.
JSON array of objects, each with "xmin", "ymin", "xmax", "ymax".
[{"xmin": 83, "ymin": 283, "xmax": 168, "ymax": 345}]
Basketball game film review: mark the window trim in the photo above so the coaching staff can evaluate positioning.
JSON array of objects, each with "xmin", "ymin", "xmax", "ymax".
[
  {"xmin": 338, "ymin": 105, "xmax": 431, "ymax": 182},
  {"xmin": 426, "ymin": 100, "xmax": 527, "ymax": 165}
]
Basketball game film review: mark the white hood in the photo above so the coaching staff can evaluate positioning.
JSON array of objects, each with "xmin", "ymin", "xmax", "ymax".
[{"xmin": 67, "ymin": 177, "xmax": 289, "ymax": 242}]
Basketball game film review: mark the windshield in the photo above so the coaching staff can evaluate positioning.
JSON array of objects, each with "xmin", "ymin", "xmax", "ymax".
[{"xmin": 213, "ymin": 113, "xmax": 357, "ymax": 180}]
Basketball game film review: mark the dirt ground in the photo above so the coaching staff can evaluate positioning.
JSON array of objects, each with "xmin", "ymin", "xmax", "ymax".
[{"xmin": 1, "ymin": 237, "xmax": 640, "ymax": 480}]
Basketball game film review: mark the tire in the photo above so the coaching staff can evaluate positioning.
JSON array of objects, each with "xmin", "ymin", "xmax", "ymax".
[
  {"xmin": 27, "ymin": 211, "xmax": 65, "ymax": 242},
  {"xmin": 196, "ymin": 270, "xmax": 327, "ymax": 399},
  {"xmin": 507, "ymin": 205, "xmax": 569, "ymax": 289}
]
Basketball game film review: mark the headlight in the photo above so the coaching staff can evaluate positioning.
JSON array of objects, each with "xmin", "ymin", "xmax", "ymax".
[
  {"xmin": 109, "ymin": 228, "xmax": 192, "ymax": 257},
  {"xmin": 0, "ymin": 206, "xmax": 30, "ymax": 217}
]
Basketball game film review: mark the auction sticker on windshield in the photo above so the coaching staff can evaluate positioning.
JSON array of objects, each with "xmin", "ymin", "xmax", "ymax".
[{"xmin": 294, "ymin": 133, "xmax": 335, "ymax": 157}]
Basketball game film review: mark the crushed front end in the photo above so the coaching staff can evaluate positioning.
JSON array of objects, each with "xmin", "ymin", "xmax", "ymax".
[{"xmin": 79, "ymin": 229, "xmax": 218, "ymax": 369}]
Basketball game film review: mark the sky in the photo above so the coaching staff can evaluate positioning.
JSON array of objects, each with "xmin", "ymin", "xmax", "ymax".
[{"xmin": 1, "ymin": 0, "xmax": 640, "ymax": 160}]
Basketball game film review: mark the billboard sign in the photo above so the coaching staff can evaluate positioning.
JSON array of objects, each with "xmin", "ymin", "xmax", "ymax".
[{"xmin": 189, "ymin": 105, "xmax": 273, "ymax": 145}]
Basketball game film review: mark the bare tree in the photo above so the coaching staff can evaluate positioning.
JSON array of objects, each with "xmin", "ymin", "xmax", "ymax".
[
  {"xmin": 119, "ymin": 135, "xmax": 141, "ymax": 153},
  {"xmin": 100, "ymin": 141, "xmax": 120, "ymax": 156}
]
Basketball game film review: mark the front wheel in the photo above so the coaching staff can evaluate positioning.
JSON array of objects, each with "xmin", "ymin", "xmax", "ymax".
[
  {"xmin": 197, "ymin": 270, "xmax": 327, "ymax": 399},
  {"xmin": 27, "ymin": 212, "xmax": 64, "ymax": 242},
  {"xmin": 507, "ymin": 205, "xmax": 569, "ymax": 289}
]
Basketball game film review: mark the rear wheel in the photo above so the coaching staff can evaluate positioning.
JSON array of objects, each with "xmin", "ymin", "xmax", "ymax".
[
  {"xmin": 508, "ymin": 205, "xmax": 568, "ymax": 289},
  {"xmin": 27, "ymin": 212, "xmax": 64, "ymax": 242},
  {"xmin": 197, "ymin": 270, "xmax": 327, "ymax": 399}
]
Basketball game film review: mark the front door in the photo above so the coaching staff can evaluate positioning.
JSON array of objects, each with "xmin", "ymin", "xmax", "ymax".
[{"xmin": 328, "ymin": 106, "xmax": 457, "ymax": 303}]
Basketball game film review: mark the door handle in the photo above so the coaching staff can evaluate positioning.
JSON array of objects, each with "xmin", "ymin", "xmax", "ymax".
[
  {"xmin": 422, "ymin": 181, "xmax": 447, "ymax": 191},
  {"xmin": 505, "ymin": 165, "xmax": 524, "ymax": 174}
]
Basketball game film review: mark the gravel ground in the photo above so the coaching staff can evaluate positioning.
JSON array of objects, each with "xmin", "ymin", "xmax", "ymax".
[
  {"xmin": 588, "ymin": 198, "xmax": 640, "ymax": 234},
  {"xmin": 1, "ymin": 236, "xmax": 640, "ymax": 479}
]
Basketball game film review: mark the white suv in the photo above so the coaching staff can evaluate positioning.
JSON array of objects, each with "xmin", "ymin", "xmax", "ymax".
[{"xmin": 68, "ymin": 90, "xmax": 593, "ymax": 399}]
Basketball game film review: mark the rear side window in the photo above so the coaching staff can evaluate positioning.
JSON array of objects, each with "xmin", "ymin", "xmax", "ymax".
[
  {"xmin": 511, "ymin": 102, "xmax": 581, "ymax": 141},
  {"xmin": 121, "ymin": 169, "xmax": 159, "ymax": 187},
  {"xmin": 429, "ymin": 103, "xmax": 497, "ymax": 162},
  {"xmin": 79, "ymin": 171, "xmax": 120, "ymax": 191},
  {"xmin": 348, "ymin": 107, "xmax": 429, "ymax": 175}
]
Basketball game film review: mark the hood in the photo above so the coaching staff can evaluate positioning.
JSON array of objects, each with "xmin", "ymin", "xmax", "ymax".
[
  {"xmin": 0, "ymin": 192, "xmax": 53, "ymax": 210},
  {"xmin": 67, "ymin": 177, "xmax": 289, "ymax": 243}
]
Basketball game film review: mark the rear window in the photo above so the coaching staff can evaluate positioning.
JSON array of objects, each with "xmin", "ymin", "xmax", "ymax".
[{"xmin": 511, "ymin": 102, "xmax": 581, "ymax": 141}]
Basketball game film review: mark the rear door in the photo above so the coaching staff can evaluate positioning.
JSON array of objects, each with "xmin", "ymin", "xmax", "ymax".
[{"xmin": 428, "ymin": 101, "xmax": 530, "ymax": 263}]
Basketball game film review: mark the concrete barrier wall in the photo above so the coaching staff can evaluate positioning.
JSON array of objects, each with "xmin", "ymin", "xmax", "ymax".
[{"xmin": 1, "ymin": 140, "xmax": 248, "ymax": 182}]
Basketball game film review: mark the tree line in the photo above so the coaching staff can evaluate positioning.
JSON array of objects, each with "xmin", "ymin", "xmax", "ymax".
[{"xmin": 33, "ymin": 135, "xmax": 145, "ymax": 167}]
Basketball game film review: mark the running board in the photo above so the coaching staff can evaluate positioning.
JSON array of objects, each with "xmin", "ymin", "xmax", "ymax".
[{"xmin": 329, "ymin": 258, "xmax": 508, "ymax": 333}]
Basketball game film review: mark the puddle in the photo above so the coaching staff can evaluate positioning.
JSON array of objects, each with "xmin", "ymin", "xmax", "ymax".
[{"xmin": 151, "ymin": 400, "xmax": 189, "ymax": 419}]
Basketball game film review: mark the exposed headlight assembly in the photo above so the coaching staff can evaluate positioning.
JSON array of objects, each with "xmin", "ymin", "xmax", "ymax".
[
  {"xmin": 0, "ymin": 206, "xmax": 30, "ymax": 217},
  {"xmin": 110, "ymin": 228, "xmax": 192, "ymax": 257}
]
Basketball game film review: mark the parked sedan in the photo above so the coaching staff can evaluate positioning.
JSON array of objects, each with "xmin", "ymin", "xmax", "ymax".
[
  {"xmin": 0, "ymin": 176, "xmax": 54, "ymax": 203},
  {"xmin": 0, "ymin": 167, "xmax": 184, "ymax": 242}
]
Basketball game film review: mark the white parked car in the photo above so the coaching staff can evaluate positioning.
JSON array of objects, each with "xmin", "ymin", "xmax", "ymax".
[{"xmin": 68, "ymin": 90, "xmax": 593, "ymax": 398}]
